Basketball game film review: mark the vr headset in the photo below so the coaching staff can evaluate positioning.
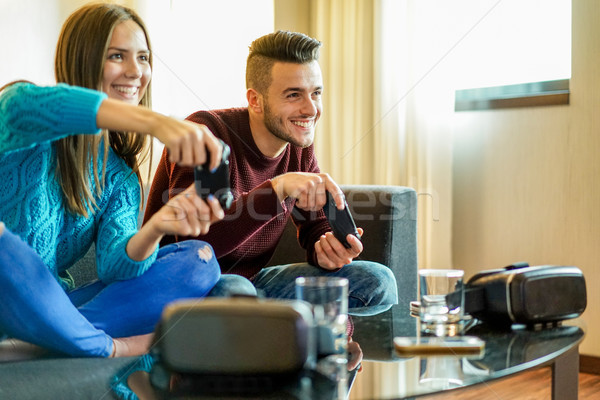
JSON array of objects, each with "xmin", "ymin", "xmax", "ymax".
[
  {"xmin": 153, "ymin": 297, "xmax": 314, "ymax": 376},
  {"xmin": 464, "ymin": 263, "xmax": 587, "ymax": 327},
  {"xmin": 148, "ymin": 298, "xmax": 342, "ymax": 398}
]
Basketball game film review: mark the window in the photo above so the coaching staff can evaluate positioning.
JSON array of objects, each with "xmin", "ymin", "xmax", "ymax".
[{"xmin": 452, "ymin": 0, "xmax": 571, "ymax": 111}]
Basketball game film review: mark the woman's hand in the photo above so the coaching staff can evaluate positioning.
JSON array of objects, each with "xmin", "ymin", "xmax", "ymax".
[
  {"xmin": 126, "ymin": 184, "xmax": 224, "ymax": 261},
  {"xmin": 149, "ymin": 115, "xmax": 222, "ymax": 170},
  {"xmin": 147, "ymin": 184, "xmax": 224, "ymax": 238}
]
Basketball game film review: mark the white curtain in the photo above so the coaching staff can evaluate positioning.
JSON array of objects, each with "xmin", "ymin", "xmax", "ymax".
[
  {"xmin": 310, "ymin": 0, "xmax": 454, "ymax": 272},
  {"xmin": 308, "ymin": 1, "xmax": 475, "ymax": 396},
  {"xmin": 310, "ymin": 0, "xmax": 375, "ymax": 184}
]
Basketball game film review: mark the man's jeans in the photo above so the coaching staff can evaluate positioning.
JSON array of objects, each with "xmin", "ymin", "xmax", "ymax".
[{"xmin": 208, "ymin": 261, "xmax": 398, "ymax": 316}]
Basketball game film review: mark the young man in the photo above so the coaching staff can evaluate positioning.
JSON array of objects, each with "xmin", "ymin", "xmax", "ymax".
[{"xmin": 143, "ymin": 31, "xmax": 397, "ymax": 314}]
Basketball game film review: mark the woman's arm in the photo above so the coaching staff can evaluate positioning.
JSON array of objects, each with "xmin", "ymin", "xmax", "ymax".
[
  {"xmin": 96, "ymin": 98, "xmax": 223, "ymax": 171},
  {"xmin": 2, "ymin": 83, "xmax": 224, "ymax": 172},
  {"xmin": 96, "ymin": 167, "xmax": 223, "ymax": 280},
  {"xmin": 94, "ymin": 96, "xmax": 229, "ymax": 262},
  {"xmin": 0, "ymin": 83, "xmax": 105, "ymax": 154}
]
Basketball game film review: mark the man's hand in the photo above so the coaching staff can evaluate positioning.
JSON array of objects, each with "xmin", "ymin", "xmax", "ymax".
[
  {"xmin": 315, "ymin": 228, "xmax": 364, "ymax": 270},
  {"xmin": 270, "ymin": 172, "xmax": 344, "ymax": 211},
  {"xmin": 272, "ymin": 172, "xmax": 360, "ymax": 269},
  {"xmin": 347, "ymin": 337, "xmax": 363, "ymax": 372}
]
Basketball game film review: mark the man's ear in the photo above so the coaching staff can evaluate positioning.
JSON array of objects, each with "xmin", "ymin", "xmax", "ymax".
[{"xmin": 247, "ymin": 88, "xmax": 263, "ymax": 114}]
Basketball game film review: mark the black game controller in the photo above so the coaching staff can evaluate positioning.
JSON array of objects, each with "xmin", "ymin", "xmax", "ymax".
[
  {"xmin": 322, "ymin": 192, "xmax": 361, "ymax": 248},
  {"xmin": 194, "ymin": 139, "xmax": 234, "ymax": 210}
]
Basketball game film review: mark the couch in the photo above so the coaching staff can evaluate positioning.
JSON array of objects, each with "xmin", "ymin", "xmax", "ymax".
[{"xmin": 0, "ymin": 185, "xmax": 417, "ymax": 399}]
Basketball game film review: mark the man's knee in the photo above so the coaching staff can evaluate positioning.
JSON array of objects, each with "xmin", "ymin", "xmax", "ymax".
[
  {"xmin": 347, "ymin": 261, "xmax": 398, "ymax": 305},
  {"xmin": 378, "ymin": 267, "xmax": 399, "ymax": 304},
  {"xmin": 207, "ymin": 274, "xmax": 257, "ymax": 298}
]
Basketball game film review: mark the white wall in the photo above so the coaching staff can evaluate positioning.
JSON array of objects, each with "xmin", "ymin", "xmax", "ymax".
[
  {"xmin": 1, "ymin": 0, "xmax": 68, "ymax": 85},
  {"xmin": 138, "ymin": 0, "xmax": 273, "ymax": 119},
  {"xmin": 453, "ymin": 0, "xmax": 600, "ymax": 356}
]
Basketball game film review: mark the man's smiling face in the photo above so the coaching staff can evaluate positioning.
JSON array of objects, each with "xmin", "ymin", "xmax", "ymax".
[{"xmin": 261, "ymin": 61, "xmax": 323, "ymax": 148}]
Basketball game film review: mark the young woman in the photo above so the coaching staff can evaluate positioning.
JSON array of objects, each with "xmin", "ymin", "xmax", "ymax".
[{"xmin": 0, "ymin": 3, "xmax": 223, "ymax": 358}]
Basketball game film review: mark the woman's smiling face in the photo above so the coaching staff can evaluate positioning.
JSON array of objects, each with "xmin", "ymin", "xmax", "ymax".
[{"xmin": 101, "ymin": 19, "xmax": 151, "ymax": 105}]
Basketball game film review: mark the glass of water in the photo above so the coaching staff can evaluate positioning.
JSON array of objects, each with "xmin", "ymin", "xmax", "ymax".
[
  {"xmin": 295, "ymin": 276, "xmax": 349, "ymax": 380},
  {"xmin": 418, "ymin": 269, "xmax": 464, "ymax": 334}
]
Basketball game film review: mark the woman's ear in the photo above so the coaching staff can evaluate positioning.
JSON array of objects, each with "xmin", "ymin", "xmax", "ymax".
[{"xmin": 246, "ymin": 88, "xmax": 263, "ymax": 114}]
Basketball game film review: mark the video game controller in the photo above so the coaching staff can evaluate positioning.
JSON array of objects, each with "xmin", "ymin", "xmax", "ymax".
[
  {"xmin": 322, "ymin": 192, "xmax": 361, "ymax": 248},
  {"xmin": 194, "ymin": 139, "xmax": 234, "ymax": 210}
]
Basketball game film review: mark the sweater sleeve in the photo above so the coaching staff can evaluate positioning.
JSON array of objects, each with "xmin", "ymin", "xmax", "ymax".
[
  {"xmin": 292, "ymin": 153, "xmax": 333, "ymax": 267},
  {"xmin": 95, "ymin": 154, "xmax": 158, "ymax": 282},
  {"xmin": 0, "ymin": 82, "xmax": 106, "ymax": 154},
  {"xmin": 203, "ymin": 180, "xmax": 287, "ymax": 258}
]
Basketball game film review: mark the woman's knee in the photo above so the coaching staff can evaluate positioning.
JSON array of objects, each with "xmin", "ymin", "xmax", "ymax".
[
  {"xmin": 158, "ymin": 240, "xmax": 221, "ymax": 294},
  {"xmin": 188, "ymin": 241, "xmax": 221, "ymax": 286}
]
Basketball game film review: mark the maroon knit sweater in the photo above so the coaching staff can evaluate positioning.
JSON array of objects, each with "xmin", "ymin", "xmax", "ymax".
[{"xmin": 143, "ymin": 108, "xmax": 331, "ymax": 279}]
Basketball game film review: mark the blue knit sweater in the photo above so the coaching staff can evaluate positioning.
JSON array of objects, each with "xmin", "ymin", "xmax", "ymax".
[{"xmin": 0, "ymin": 83, "xmax": 157, "ymax": 290}]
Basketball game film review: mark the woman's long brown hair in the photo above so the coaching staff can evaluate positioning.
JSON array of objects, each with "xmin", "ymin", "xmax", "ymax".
[{"xmin": 54, "ymin": 2, "xmax": 152, "ymax": 217}]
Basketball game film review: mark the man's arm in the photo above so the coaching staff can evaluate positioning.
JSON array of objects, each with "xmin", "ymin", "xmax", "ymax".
[{"xmin": 273, "ymin": 156, "xmax": 364, "ymax": 269}]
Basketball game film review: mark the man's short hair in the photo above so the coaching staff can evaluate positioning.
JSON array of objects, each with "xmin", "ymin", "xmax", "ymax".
[{"xmin": 246, "ymin": 30, "xmax": 322, "ymax": 95}]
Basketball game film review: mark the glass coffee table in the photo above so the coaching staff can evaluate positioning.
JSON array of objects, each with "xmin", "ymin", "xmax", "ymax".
[
  {"xmin": 120, "ymin": 304, "xmax": 584, "ymax": 400},
  {"xmin": 349, "ymin": 304, "xmax": 584, "ymax": 400}
]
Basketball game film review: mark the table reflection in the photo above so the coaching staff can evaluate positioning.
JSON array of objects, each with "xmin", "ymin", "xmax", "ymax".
[
  {"xmin": 113, "ymin": 331, "xmax": 367, "ymax": 400},
  {"xmin": 419, "ymin": 356, "xmax": 464, "ymax": 390}
]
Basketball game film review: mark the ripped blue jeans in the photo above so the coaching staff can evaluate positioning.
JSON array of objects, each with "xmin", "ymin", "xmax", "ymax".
[{"xmin": 0, "ymin": 229, "xmax": 220, "ymax": 357}]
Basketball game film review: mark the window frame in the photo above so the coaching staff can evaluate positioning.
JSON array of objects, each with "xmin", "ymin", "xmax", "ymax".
[{"xmin": 454, "ymin": 79, "xmax": 570, "ymax": 111}]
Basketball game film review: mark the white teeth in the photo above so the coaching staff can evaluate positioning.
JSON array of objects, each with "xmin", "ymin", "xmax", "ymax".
[
  {"xmin": 114, "ymin": 86, "xmax": 138, "ymax": 96},
  {"xmin": 293, "ymin": 121, "xmax": 312, "ymax": 128}
]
